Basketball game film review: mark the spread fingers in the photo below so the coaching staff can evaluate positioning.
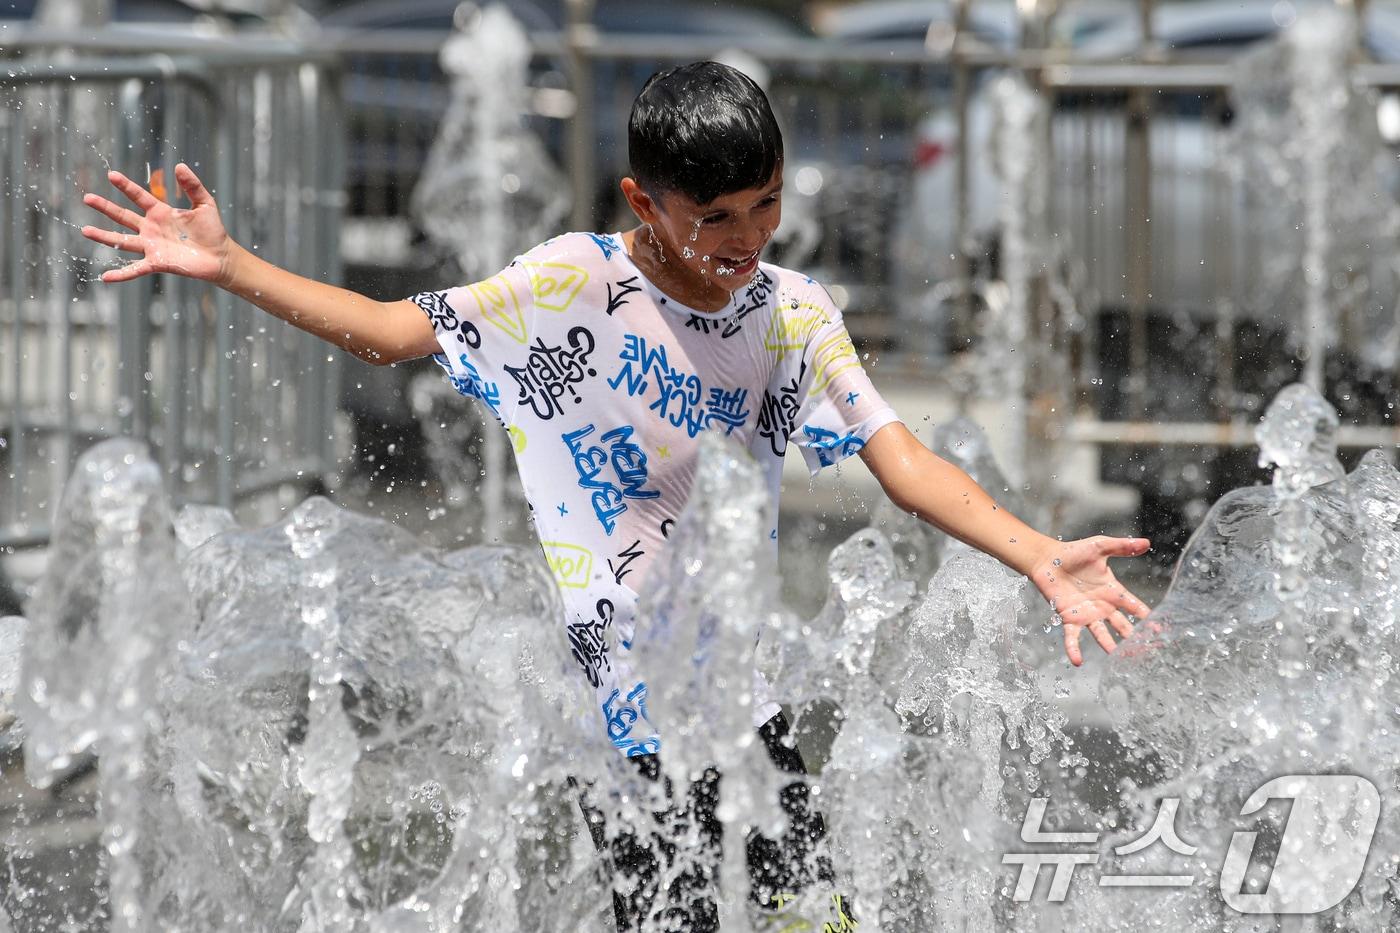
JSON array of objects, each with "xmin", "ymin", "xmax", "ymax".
[
  {"xmin": 81, "ymin": 225, "xmax": 144, "ymax": 254},
  {"xmin": 82, "ymin": 193, "xmax": 142, "ymax": 231},
  {"xmin": 106, "ymin": 170, "xmax": 160, "ymax": 212}
]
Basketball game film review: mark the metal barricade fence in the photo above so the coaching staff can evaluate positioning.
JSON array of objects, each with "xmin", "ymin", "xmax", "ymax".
[
  {"xmin": 1043, "ymin": 62, "xmax": 1400, "ymax": 455},
  {"xmin": 0, "ymin": 44, "xmax": 345, "ymax": 550},
  {"xmin": 6, "ymin": 25, "xmax": 1399, "ymax": 556}
]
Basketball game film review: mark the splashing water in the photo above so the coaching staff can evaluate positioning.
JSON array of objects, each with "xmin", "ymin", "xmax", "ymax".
[
  {"xmin": 7, "ymin": 3, "xmax": 1400, "ymax": 926},
  {"xmin": 1090, "ymin": 387, "xmax": 1400, "ymax": 930},
  {"xmin": 985, "ymin": 74, "xmax": 1042, "ymax": 434},
  {"xmin": 405, "ymin": 3, "xmax": 561, "ymax": 541},
  {"xmin": 981, "ymin": 74, "xmax": 1076, "ymax": 508},
  {"xmin": 411, "ymin": 5, "xmax": 570, "ymax": 279},
  {"xmin": 8, "ymin": 381, "xmax": 1400, "ymax": 928},
  {"xmin": 409, "ymin": 370, "xmax": 529, "ymax": 546},
  {"xmin": 8, "ymin": 437, "xmax": 620, "ymax": 930},
  {"xmin": 1256, "ymin": 382, "xmax": 1347, "ymax": 677},
  {"xmin": 0, "ymin": 616, "xmax": 25, "ymax": 748},
  {"xmin": 17, "ymin": 440, "xmax": 185, "ymax": 931},
  {"xmin": 1231, "ymin": 6, "xmax": 1400, "ymax": 377}
]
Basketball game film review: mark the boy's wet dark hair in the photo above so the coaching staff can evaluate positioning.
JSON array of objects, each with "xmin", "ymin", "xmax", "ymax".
[{"xmin": 628, "ymin": 61, "xmax": 784, "ymax": 206}]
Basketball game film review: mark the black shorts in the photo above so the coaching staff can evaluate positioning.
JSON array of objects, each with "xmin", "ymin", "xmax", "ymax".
[{"xmin": 572, "ymin": 712, "xmax": 840, "ymax": 932}]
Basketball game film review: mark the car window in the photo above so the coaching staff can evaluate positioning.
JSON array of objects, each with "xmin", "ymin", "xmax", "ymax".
[
  {"xmin": 367, "ymin": 14, "xmax": 452, "ymax": 29},
  {"xmin": 117, "ymin": 0, "xmax": 221, "ymax": 23},
  {"xmin": 1169, "ymin": 30, "xmax": 1272, "ymax": 52},
  {"xmin": 593, "ymin": 1, "xmax": 807, "ymax": 37},
  {"xmin": 324, "ymin": 0, "xmax": 557, "ymax": 33}
]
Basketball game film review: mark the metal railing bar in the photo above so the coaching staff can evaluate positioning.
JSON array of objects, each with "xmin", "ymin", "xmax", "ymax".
[
  {"xmin": 54, "ymin": 85, "xmax": 75, "ymax": 486},
  {"xmin": 7, "ymin": 413, "xmax": 124, "ymax": 438},
  {"xmin": 5, "ymin": 103, "xmax": 25, "ymax": 532},
  {"xmin": 214, "ymin": 83, "xmax": 237, "ymax": 509},
  {"xmin": 0, "ymin": 528, "xmax": 53, "ymax": 550},
  {"xmin": 231, "ymin": 458, "xmax": 327, "ymax": 497},
  {"xmin": 319, "ymin": 29, "xmax": 1015, "ymax": 66},
  {"xmin": 1066, "ymin": 419, "xmax": 1400, "ymax": 448},
  {"xmin": 2, "ymin": 52, "xmax": 343, "ymax": 550},
  {"xmin": 1043, "ymin": 63, "xmax": 1236, "ymax": 89},
  {"xmin": 8, "ymin": 28, "xmax": 1400, "ymax": 90},
  {"xmin": 1, "ymin": 28, "xmax": 335, "ymax": 65}
]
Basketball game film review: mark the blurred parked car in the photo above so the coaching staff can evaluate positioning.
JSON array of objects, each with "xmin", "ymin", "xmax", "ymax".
[
  {"xmin": 1078, "ymin": 0, "xmax": 1400, "ymax": 60},
  {"xmin": 0, "ymin": 0, "xmax": 273, "ymax": 27},
  {"xmin": 813, "ymin": 0, "xmax": 1017, "ymax": 50},
  {"xmin": 813, "ymin": 0, "xmax": 1130, "ymax": 57}
]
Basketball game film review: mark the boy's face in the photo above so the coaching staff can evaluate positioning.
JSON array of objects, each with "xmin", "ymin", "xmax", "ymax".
[{"xmin": 640, "ymin": 166, "xmax": 783, "ymax": 292}]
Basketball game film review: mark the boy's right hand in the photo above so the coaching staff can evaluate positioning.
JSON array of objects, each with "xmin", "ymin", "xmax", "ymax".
[{"xmin": 81, "ymin": 163, "xmax": 232, "ymax": 286}]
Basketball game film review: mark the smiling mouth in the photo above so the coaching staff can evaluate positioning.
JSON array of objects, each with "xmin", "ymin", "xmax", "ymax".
[{"xmin": 716, "ymin": 249, "xmax": 759, "ymax": 267}]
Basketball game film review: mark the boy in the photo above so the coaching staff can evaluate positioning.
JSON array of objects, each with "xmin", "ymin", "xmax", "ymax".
[{"xmin": 81, "ymin": 61, "xmax": 1151, "ymax": 931}]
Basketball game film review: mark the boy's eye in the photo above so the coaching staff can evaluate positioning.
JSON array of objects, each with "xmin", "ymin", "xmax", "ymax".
[
  {"xmin": 760, "ymin": 196, "xmax": 778, "ymax": 207},
  {"xmin": 701, "ymin": 214, "xmax": 726, "ymax": 226}
]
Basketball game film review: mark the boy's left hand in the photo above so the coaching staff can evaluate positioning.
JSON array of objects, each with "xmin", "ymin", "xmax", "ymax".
[{"xmin": 1027, "ymin": 536, "xmax": 1153, "ymax": 667}]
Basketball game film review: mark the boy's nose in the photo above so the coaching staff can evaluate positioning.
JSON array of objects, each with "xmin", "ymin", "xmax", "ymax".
[{"xmin": 732, "ymin": 227, "xmax": 768, "ymax": 255}]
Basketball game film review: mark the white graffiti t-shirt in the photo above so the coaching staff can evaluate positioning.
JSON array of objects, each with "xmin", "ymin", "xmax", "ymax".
[{"xmin": 410, "ymin": 232, "xmax": 902, "ymax": 757}]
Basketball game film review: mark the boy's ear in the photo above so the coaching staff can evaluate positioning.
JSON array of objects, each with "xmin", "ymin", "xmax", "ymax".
[{"xmin": 620, "ymin": 177, "xmax": 659, "ymax": 225}]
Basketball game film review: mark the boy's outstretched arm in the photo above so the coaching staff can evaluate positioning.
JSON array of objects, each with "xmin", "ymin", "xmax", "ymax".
[
  {"xmin": 80, "ymin": 164, "xmax": 439, "ymax": 365},
  {"xmin": 857, "ymin": 422, "xmax": 1153, "ymax": 667}
]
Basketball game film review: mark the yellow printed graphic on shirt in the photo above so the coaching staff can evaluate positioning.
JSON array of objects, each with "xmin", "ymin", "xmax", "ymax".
[
  {"xmin": 523, "ymin": 261, "xmax": 589, "ymax": 312},
  {"xmin": 807, "ymin": 330, "xmax": 861, "ymax": 397},
  {"xmin": 508, "ymin": 425, "xmax": 527, "ymax": 453},
  {"xmin": 763, "ymin": 300, "xmax": 829, "ymax": 363},
  {"xmin": 468, "ymin": 274, "xmax": 528, "ymax": 344},
  {"xmin": 542, "ymin": 541, "xmax": 593, "ymax": 589}
]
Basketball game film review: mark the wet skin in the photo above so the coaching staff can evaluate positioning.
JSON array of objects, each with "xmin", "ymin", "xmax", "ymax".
[{"xmin": 619, "ymin": 166, "xmax": 783, "ymax": 314}]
